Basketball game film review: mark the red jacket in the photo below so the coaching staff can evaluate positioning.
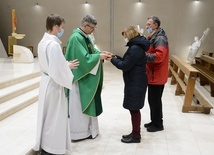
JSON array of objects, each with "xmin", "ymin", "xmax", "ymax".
[{"xmin": 146, "ymin": 28, "xmax": 169, "ymax": 85}]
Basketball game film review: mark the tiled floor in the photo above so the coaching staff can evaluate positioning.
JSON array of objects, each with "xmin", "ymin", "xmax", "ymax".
[{"xmin": 0, "ymin": 58, "xmax": 214, "ymax": 155}]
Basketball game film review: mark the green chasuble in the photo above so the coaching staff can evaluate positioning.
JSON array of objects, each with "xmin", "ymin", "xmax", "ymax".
[{"xmin": 65, "ymin": 28, "xmax": 103, "ymax": 117}]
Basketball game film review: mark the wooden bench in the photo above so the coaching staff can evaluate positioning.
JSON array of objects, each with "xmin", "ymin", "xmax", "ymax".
[
  {"xmin": 192, "ymin": 55, "xmax": 214, "ymax": 97},
  {"xmin": 169, "ymin": 55, "xmax": 213, "ymax": 114},
  {"xmin": 195, "ymin": 51, "xmax": 213, "ymax": 64},
  {"xmin": 202, "ymin": 51, "xmax": 213, "ymax": 57}
]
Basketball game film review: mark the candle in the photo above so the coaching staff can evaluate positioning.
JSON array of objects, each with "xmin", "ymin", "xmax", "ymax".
[{"xmin": 12, "ymin": 9, "xmax": 16, "ymax": 33}]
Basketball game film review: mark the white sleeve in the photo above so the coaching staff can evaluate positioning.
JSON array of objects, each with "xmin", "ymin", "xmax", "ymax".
[
  {"xmin": 47, "ymin": 42, "xmax": 73, "ymax": 90},
  {"xmin": 89, "ymin": 60, "xmax": 100, "ymax": 75}
]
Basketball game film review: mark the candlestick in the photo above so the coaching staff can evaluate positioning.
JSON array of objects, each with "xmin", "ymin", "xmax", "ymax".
[{"xmin": 12, "ymin": 9, "xmax": 16, "ymax": 34}]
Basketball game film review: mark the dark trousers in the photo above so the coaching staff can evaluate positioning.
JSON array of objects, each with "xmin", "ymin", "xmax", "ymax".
[
  {"xmin": 148, "ymin": 84, "xmax": 164, "ymax": 127},
  {"xmin": 129, "ymin": 110, "xmax": 141, "ymax": 138}
]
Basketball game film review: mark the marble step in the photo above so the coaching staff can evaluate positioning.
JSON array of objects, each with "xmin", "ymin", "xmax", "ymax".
[
  {"xmin": 0, "ymin": 71, "xmax": 41, "ymax": 89},
  {"xmin": 0, "ymin": 102, "xmax": 38, "ymax": 155},
  {"xmin": 0, "ymin": 76, "xmax": 41, "ymax": 104},
  {"xmin": 0, "ymin": 88, "xmax": 39, "ymax": 121}
]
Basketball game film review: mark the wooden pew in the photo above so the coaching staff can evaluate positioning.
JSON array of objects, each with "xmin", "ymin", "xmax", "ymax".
[
  {"xmin": 202, "ymin": 51, "xmax": 213, "ymax": 57},
  {"xmin": 195, "ymin": 51, "xmax": 213, "ymax": 64},
  {"xmin": 169, "ymin": 55, "xmax": 213, "ymax": 114},
  {"xmin": 192, "ymin": 55, "xmax": 214, "ymax": 97}
]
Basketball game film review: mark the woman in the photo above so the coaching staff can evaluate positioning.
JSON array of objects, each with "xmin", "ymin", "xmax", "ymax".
[
  {"xmin": 33, "ymin": 14, "xmax": 79, "ymax": 155},
  {"xmin": 107, "ymin": 26, "xmax": 150, "ymax": 143}
]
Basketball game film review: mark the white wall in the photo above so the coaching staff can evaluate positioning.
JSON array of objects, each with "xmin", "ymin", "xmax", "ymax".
[
  {"xmin": 0, "ymin": 0, "xmax": 214, "ymax": 59},
  {"xmin": 113, "ymin": 0, "xmax": 214, "ymax": 59}
]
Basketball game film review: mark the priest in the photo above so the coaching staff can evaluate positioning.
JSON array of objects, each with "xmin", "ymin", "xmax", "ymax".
[{"xmin": 65, "ymin": 15, "xmax": 108, "ymax": 141}]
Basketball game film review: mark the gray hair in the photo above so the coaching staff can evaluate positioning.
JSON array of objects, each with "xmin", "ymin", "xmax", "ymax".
[
  {"xmin": 147, "ymin": 16, "xmax": 161, "ymax": 27},
  {"xmin": 81, "ymin": 15, "xmax": 97, "ymax": 26}
]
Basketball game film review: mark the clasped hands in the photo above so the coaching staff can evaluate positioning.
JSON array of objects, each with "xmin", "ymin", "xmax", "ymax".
[
  {"xmin": 100, "ymin": 51, "xmax": 115, "ymax": 61},
  {"xmin": 67, "ymin": 51, "xmax": 114, "ymax": 69}
]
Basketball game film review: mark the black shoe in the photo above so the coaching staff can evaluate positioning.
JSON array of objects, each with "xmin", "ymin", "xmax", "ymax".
[
  {"xmin": 122, "ymin": 134, "xmax": 141, "ymax": 140},
  {"xmin": 121, "ymin": 136, "xmax": 141, "ymax": 143},
  {"xmin": 122, "ymin": 133, "xmax": 132, "ymax": 139},
  {"xmin": 72, "ymin": 135, "xmax": 93, "ymax": 142},
  {"xmin": 147, "ymin": 125, "xmax": 164, "ymax": 132},
  {"xmin": 144, "ymin": 122, "xmax": 153, "ymax": 128},
  {"xmin": 41, "ymin": 149, "xmax": 55, "ymax": 155},
  {"xmin": 86, "ymin": 135, "xmax": 93, "ymax": 139}
]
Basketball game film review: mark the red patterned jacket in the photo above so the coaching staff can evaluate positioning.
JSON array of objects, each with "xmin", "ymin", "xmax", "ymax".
[{"xmin": 146, "ymin": 28, "xmax": 169, "ymax": 85}]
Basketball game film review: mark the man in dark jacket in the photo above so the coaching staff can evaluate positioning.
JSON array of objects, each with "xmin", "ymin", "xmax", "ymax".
[{"xmin": 144, "ymin": 16, "xmax": 169, "ymax": 132}]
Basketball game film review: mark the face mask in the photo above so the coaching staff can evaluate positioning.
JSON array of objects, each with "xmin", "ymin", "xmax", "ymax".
[
  {"xmin": 147, "ymin": 28, "xmax": 153, "ymax": 34},
  {"xmin": 57, "ymin": 28, "xmax": 64, "ymax": 38},
  {"xmin": 124, "ymin": 38, "xmax": 129, "ymax": 43}
]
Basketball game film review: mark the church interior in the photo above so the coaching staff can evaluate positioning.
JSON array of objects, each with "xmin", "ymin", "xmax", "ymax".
[{"xmin": 0, "ymin": 0, "xmax": 214, "ymax": 154}]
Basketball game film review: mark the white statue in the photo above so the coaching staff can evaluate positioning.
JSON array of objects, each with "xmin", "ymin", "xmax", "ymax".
[
  {"xmin": 136, "ymin": 25, "xmax": 144, "ymax": 36},
  {"xmin": 88, "ymin": 33, "xmax": 95, "ymax": 44},
  {"xmin": 88, "ymin": 33, "xmax": 100, "ymax": 50},
  {"xmin": 187, "ymin": 27, "xmax": 210, "ymax": 63}
]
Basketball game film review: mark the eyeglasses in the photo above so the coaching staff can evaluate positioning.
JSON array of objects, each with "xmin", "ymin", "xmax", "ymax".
[
  {"xmin": 86, "ymin": 24, "xmax": 96, "ymax": 30},
  {"xmin": 146, "ymin": 22, "xmax": 157, "ymax": 26},
  {"xmin": 146, "ymin": 23, "xmax": 154, "ymax": 26}
]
